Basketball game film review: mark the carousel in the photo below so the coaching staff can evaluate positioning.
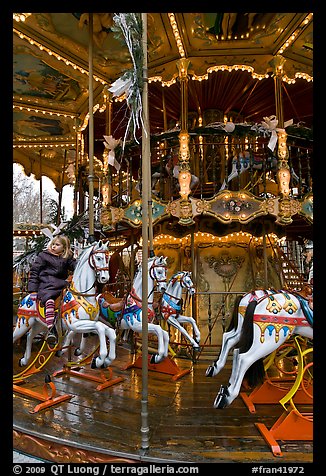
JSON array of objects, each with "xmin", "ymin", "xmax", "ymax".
[{"xmin": 13, "ymin": 13, "xmax": 313, "ymax": 464}]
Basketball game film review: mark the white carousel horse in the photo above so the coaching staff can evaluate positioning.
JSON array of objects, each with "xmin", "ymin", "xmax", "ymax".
[
  {"xmin": 206, "ymin": 289, "xmax": 277, "ymax": 378},
  {"xmin": 213, "ymin": 290, "xmax": 313, "ymax": 408},
  {"xmin": 220, "ymin": 151, "xmax": 277, "ymax": 190},
  {"xmin": 13, "ymin": 241, "xmax": 117, "ymax": 369},
  {"xmin": 98, "ymin": 255, "xmax": 170, "ymax": 364},
  {"xmin": 161, "ymin": 271, "xmax": 200, "ymax": 350},
  {"xmin": 150, "ymin": 163, "xmax": 199, "ymax": 196},
  {"xmin": 219, "ymin": 151, "xmax": 299, "ymax": 191}
]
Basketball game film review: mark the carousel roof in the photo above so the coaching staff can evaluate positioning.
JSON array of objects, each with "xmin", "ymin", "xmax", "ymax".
[{"xmin": 13, "ymin": 12, "xmax": 313, "ymax": 188}]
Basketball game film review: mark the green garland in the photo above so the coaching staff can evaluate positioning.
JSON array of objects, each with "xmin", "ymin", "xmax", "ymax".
[
  {"xmin": 13, "ymin": 214, "xmax": 85, "ymax": 272},
  {"xmin": 111, "ymin": 123, "xmax": 313, "ymax": 161}
]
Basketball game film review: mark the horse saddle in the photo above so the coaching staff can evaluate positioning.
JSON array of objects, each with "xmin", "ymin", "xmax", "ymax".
[
  {"xmin": 100, "ymin": 292, "xmax": 125, "ymax": 311},
  {"xmin": 98, "ymin": 293, "xmax": 125, "ymax": 327}
]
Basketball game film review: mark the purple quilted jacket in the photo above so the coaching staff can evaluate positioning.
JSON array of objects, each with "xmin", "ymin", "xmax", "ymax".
[{"xmin": 27, "ymin": 250, "xmax": 76, "ymax": 304}]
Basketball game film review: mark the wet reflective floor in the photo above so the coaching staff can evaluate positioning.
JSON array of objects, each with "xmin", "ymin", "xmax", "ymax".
[{"xmin": 13, "ymin": 334, "xmax": 313, "ymax": 464}]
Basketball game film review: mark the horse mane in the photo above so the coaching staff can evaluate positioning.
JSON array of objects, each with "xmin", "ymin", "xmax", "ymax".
[
  {"xmin": 238, "ymin": 300, "xmax": 265, "ymax": 387},
  {"xmin": 134, "ymin": 255, "xmax": 156, "ymax": 277},
  {"xmin": 226, "ymin": 294, "xmax": 243, "ymax": 332},
  {"xmin": 74, "ymin": 245, "xmax": 92, "ymax": 274}
]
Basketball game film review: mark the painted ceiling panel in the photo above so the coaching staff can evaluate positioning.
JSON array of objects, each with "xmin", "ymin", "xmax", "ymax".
[{"xmin": 13, "ymin": 12, "xmax": 313, "ymax": 189}]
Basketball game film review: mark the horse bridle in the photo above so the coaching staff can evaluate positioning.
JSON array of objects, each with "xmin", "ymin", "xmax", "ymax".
[
  {"xmin": 163, "ymin": 272, "xmax": 193, "ymax": 308},
  {"xmin": 149, "ymin": 258, "xmax": 167, "ymax": 285},
  {"xmin": 130, "ymin": 257, "xmax": 167, "ymax": 304},
  {"xmin": 88, "ymin": 248, "xmax": 110, "ymax": 273},
  {"xmin": 71, "ymin": 246, "xmax": 110, "ymax": 296}
]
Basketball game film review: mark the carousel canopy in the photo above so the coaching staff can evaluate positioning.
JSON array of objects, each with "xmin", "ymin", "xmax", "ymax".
[{"xmin": 13, "ymin": 13, "xmax": 313, "ymax": 189}]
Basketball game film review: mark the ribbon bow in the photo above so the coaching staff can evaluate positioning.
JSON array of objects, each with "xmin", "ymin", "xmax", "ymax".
[
  {"xmin": 108, "ymin": 76, "xmax": 133, "ymax": 99},
  {"xmin": 41, "ymin": 222, "xmax": 68, "ymax": 241},
  {"xmin": 103, "ymin": 135, "xmax": 121, "ymax": 171},
  {"xmin": 260, "ymin": 116, "xmax": 293, "ymax": 151},
  {"xmin": 261, "ymin": 115, "xmax": 279, "ymax": 151}
]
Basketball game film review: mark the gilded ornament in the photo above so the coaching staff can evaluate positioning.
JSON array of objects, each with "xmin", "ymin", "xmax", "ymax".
[
  {"xmin": 178, "ymin": 199, "xmax": 194, "ymax": 225},
  {"xmin": 205, "ymin": 252, "xmax": 244, "ymax": 279},
  {"xmin": 196, "ymin": 200, "xmax": 210, "ymax": 214},
  {"xmin": 166, "ymin": 200, "xmax": 178, "ymax": 216},
  {"xmin": 276, "ymin": 197, "xmax": 300, "ymax": 225},
  {"xmin": 255, "ymin": 322, "xmax": 294, "ymax": 343}
]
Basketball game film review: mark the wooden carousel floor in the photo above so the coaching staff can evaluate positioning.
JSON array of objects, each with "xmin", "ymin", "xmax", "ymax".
[{"xmin": 13, "ymin": 335, "xmax": 313, "ymax": 465}]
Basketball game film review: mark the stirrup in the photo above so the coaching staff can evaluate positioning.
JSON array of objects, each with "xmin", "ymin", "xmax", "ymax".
[{"xmin": 46, "ymin": 326, "xmax": 58, "ymax": 346}]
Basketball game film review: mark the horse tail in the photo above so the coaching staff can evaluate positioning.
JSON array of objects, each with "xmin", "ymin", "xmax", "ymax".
[
  {"xmin": 243, "ymin": 358, "xmax": 265, "ymax": 388},
  {"xmin": 238, "ymin": 300, "xmax": 265, "ymax": 388},
  {"xmin": 226, "ymin": 294, "xmax": 243, "ymax": 332},
  {"xmin": 238, "ymin": 300, "xmax": 257, "ymax": 353}
]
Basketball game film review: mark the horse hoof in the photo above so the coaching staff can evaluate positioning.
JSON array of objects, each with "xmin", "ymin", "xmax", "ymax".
[
  {"xmin": 193, "ymin": 345, "xmax": 201, "ymax": 352},
  {"xmin": 74, "ymin": 348, "xmax": 82, "ymax": 356},
  {"xmin": 91, "ymin": 357, "xmax": 97, "ymax": 369},
  {"xmin": 150, "ymin": 354, "xmax": 161, "ymax": 364},
  {"xmin": 213, "ymin": 385, "xmax": 229, "ymax": 409},
  {"xmin": 100, "ymin": 359, "xmax": 111, "ymax": 369},
  {"xmin": 18, "ymin": 359, "xmax": 25, "ymax": 367},
  {"xmin": 205, "ymin": 365, "xmax": 215, "ymax": 377}
]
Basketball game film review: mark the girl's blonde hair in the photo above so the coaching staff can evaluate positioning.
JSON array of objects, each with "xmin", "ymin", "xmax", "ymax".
[{"xmin": 48, "ymin": 235, "xmax": 72, "ymax": 259}]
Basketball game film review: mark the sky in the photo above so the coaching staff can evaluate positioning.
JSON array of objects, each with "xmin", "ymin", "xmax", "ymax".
[{"xmin": 43, "ymin": 176, "xmax": 74, "ymax": 220}]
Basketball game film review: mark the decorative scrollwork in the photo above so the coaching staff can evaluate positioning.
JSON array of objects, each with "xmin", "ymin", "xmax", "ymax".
[{"xmin": 205, "ymin": 252, "xmax": 244, "ymax": 279}]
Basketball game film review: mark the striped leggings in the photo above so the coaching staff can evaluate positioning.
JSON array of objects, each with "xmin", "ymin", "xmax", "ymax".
[{"xmin": 45, "ymin": 299, "xmax": 55, "ymax": 329}]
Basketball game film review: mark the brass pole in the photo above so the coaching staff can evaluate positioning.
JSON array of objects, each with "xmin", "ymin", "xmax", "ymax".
[
  {"xmin": 87, "ymin": 13, "xmax": 95, "ymax": 241},
  {"xmin": 130, "ymin": 233, "xmax": 135, "ymax": 282},
  {"xmin": 57, "ymin": 148, "xmax": 67, "ymax": 225},
  {"xmin": 73, "ymin": 126, "xmax": 79, "ymax": 216},
  {"xmin": 262, "ymin": 223, "xmax": 268, "ymax": 288},
  {"xmin": 147, "ymin": 84, "xmax": 154, "ymax": 257},
  {"xmin": 191, "ymin": 229, "xmax": 196, "ymax": 322},
  {"xmin": 105, "ymin": 93, "xmax": 113, "ymax": 206},
  {"xmin": 162, "ymin": 88, "xmax": 168, "ymax": 131},
  {"xmin": 274, "ymin": 74, "xmax": 284, "ymax": 129},
  {"xmin": 191, "ymin": 229, "xmax": 195, "ymax": 283},
  {"xmin": 39, "ymin": 152, "xmax": 43, "ymax": 224},
  {"xmin": 106, "ymin": 93, "xmax": 112, "ymax": 136},
  {"xmin": 140, "ymin": 12, "xmax": 150, "ymax": 453}
]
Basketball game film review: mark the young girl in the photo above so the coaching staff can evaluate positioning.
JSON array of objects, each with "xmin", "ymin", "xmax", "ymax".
[{"xmin": 28, "ymin": 235, "xmax": 76, "ymax": 337}]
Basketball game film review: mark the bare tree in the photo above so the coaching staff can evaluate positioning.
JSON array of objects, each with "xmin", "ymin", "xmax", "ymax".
[{"xmin": 13, "ymin": 165, "xmax": 58, "ymax": 224}]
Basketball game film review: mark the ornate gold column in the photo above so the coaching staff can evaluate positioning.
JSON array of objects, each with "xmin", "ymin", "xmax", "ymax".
[
  {"xmin": 176, "ymin": 58, "xmax": 194, "ymax": 225},
  {"xmin": 271, "ymin": 55, "xmax": 292, "ymax": 225}
]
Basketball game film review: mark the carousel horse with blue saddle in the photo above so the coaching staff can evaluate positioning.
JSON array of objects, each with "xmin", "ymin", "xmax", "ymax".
[
  {"xmin": 160, "ymin": 271, "xmax": 200, "ymax": 351},
  {"xmin": 220, "ymin": 150, "xmax": 299, "ymax": 191},
  {"xmin": 97, "ymin": 254, "xmax": 170, "ymax": 364}
]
